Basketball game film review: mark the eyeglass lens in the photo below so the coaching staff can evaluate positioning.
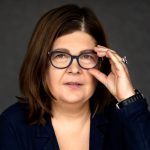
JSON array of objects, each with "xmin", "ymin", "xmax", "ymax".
[{"xmin": 48, "ymin": 50, "xmax": 101, "ymax": 69}]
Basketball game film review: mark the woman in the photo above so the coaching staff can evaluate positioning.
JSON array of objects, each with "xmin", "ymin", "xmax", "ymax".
[{"xmin": 0, "ymin": 4, "xmax": 150, "ymax": 150}]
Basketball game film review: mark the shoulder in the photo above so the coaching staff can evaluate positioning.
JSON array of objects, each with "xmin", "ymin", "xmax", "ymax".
[
  {"xmin": 0, "ymin": 102, "xmax": 36, "ymax": 142},
  {"xmin": 1, "ymin": 102, "xmax": 26, "ymax": 114},
  {"xmin": 0, "ymin": 102, "xmax": 28, "ymax": 127},
  {"xmin": 0, "ymin": 103, "xmax": 38, "ymax": 149}
]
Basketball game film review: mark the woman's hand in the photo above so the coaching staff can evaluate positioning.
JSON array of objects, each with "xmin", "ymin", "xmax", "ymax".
[{"xmin": 88, "ymin": 45, "xmax": 135, "ymax": 102}]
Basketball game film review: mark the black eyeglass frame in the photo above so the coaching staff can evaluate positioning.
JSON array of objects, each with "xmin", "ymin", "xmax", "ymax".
[{"xmin": 48, "ymin": 50, "xmax": 102, "ymax": 69}]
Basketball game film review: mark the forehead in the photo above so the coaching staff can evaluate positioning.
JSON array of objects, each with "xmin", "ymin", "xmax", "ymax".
[{"xmin": 52, "ymin": 31, "xmax": 96, "ymax": 52}]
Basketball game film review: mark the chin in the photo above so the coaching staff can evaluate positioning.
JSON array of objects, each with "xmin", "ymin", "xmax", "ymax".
[{"xmin": 59, "ymin": 96, "xmax": 89, "ymax": 104}]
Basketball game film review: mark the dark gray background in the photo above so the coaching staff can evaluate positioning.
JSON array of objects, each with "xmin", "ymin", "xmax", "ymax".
[{"xmin": 0, "ymin": 0, "xmax": 150, "ymax": 113}]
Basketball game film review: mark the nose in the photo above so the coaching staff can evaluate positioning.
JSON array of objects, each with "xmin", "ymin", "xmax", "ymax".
[{"xmin": 67, "ymin": 58, "xmax": 81, "ymax": 74}]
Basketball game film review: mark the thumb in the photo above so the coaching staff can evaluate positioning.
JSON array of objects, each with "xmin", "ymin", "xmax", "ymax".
[{"xmin": 88, "ymin": 69, "xmax": 107, "ymax": 86}]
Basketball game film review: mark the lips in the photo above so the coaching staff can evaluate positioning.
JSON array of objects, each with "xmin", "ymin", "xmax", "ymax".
[
  {"xmin": 64, "ymin": 82, "xmax": 83, "ymax": 85},
  {"xmin": 64, "ymin": 82, "xmax": 83, "ymax": 89}
]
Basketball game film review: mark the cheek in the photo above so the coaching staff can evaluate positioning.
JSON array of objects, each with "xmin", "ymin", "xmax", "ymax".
[
  {"xmin": 46, "ymin": 69, "xmax": 58, "ymax": 93},
  {"xmin": 86, "ymin": 74, "xmax": 97, "ymax": 93},
  {"xmin": 87, "ymin": 71, "xmax": 97, "ymax": 85},
  {"xmin": 46, "ymin": 67, "xmax": 65, "ymax": 95}
]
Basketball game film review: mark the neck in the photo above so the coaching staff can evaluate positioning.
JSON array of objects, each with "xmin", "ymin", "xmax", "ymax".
[
  {"xmin": 51, "ymin": 100, "xmax": 91, "ymax": 149},
  {"xmin": 51, "ymin": 100, "xmax": 91, "ymax": 123}
]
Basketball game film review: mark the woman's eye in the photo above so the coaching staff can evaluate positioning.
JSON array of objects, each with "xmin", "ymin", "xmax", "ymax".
[
  {"xmin": 52, "ymin": 53, "xmax": 69, "ymax": 60},
  {"xmin": 82, "ymin": 54, "xmax": 94, "ymax": 59},
  {"xmin": 55, "ymin": 54, "xmax": 66, "ymax": 58}
]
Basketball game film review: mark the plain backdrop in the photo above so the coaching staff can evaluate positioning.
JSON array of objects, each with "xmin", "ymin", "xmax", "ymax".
[{"xmin": 0, "ymin": 0, "xmax": 150, "ymax": 113}]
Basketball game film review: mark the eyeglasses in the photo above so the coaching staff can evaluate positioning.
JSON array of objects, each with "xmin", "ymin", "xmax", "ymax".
[{"xmin": 48, "ymin": 49, "xmax": 102, "ymax": 69}]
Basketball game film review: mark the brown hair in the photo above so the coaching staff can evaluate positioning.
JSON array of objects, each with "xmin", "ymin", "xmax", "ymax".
[{"xmin": 19, "ymin": 4, "xmax": 112, "ymax": 125}]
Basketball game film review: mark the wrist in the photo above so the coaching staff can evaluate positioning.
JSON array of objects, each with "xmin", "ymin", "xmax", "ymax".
[
  {"xmin": 116, "ymin": 89, "xmax": 144, "ymax": 109},
  {"xmin": 116, "ymin": 88, "xmax": 135, "ymax": 102}
]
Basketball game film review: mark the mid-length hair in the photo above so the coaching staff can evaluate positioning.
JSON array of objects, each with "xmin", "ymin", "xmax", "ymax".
[{"xmin": 19, "ymin": 4, "xmax": 112, "ymax": 125}]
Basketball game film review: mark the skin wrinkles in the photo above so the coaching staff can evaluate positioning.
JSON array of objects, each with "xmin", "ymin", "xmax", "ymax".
[{"xmin": 46, "ymin": 31, "xmax": 98, "ymax": 105}]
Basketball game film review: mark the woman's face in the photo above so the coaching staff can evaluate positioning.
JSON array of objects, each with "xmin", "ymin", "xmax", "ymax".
[{"xmin": 46, "ymin": 31, "xmax": 97, "ymax": 104}]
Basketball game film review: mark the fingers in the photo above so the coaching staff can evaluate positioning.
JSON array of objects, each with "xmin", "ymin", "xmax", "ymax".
[
  {"xmin": 96, "ymin": 45, "xmax": 117, "ymax": 54},
  {"xmin": 94, "ymin": 45, "xmax": 129, "ymax": 74},
  {"xmin": 88, "ymin": 68, "xmax": 107, "ymax": 85},
  {"xmin": 90, "ymin": 45, "xmax": 135, "ymax": 100},
  {"xmin": 94, "ymin": 45, "xmax": 120, "ymax": 59}
]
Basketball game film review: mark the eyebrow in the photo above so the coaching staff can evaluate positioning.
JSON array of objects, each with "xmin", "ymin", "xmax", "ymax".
[
  {"xmin": 80, "ymin": 49, "xmax": 95, "ymax": 54},
  {"xmin": 52, "ymin": 48, "xmax": 95, "ymax": 54}
]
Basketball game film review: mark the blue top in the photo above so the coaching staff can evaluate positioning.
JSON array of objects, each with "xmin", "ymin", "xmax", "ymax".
[{"xmin": 0, "ymin": 97, "xmax": 150, "ymax": 150}]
